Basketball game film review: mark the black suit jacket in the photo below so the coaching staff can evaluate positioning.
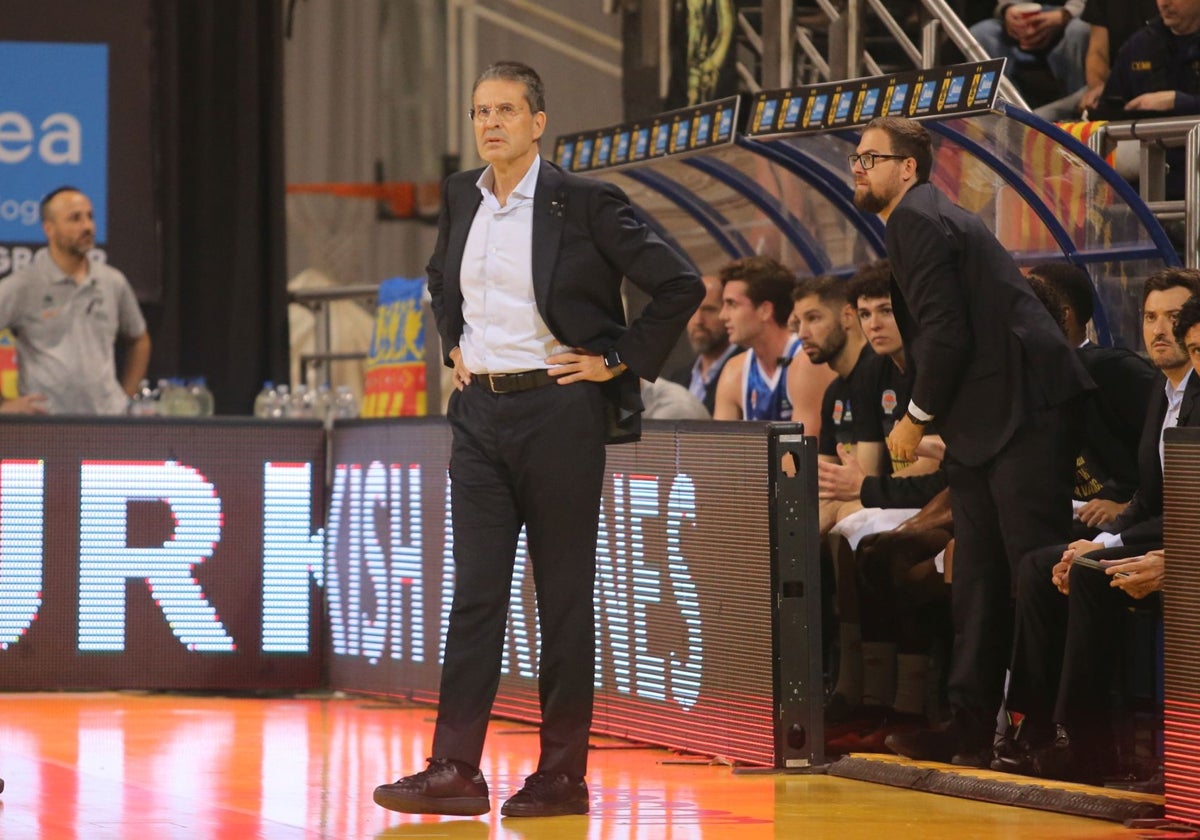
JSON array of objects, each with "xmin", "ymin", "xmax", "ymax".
[
  {"xmin": 1076, "ymin": 343, "xmax": 1157, "ymax": 501},
  {"xmin": 886, "ymin": 183, "xmax": 1093, "ymax": 466},
  {"xmin": 1107, "ymin": 369, "xmax": 1200, "ymax": 546},
  {"xmin": 427, "ymin": 158, "xmax": 703, "ymax": 442}
]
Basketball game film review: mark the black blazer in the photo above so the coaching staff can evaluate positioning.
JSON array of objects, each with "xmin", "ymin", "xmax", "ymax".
[
  {"xmin": 1108, "ymin": 369, "xmax": 1200, "ymax": 546},
  {"xmin": 886, "ymin": 183, "xmax": 1093, "ymax": 466},
  {"xmin": 1077, "ymin": 344, "xmax": 1157, "ymax": 501},
  {"xmin": 427, "ymin": 158, "xmax": 703, "ymax": 443}
]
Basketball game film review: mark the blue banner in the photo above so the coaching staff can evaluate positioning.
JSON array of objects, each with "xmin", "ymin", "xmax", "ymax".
[{"xmin": 0, "ymin": 41, "xmax": 108, "ymax": 243}]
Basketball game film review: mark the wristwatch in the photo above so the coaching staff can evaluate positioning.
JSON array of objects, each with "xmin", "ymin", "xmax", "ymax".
[{"xmin": 603, "ymin": 348, "xmax": 624, "ymax": 372}]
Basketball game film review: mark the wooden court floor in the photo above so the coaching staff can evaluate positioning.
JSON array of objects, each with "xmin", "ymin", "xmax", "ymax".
[{"xmin": 0, "ymin": 692, "xmax": 1185, "ymax": 839}]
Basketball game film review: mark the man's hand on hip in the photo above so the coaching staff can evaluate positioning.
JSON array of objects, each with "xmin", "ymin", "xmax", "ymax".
[
  {"xmin": 547, "ymin": 349, "xmax": 624, "ymax": 384},
  {"xmin": 448, "ymin": 347, "xmax": 472, "ymax": 391}
]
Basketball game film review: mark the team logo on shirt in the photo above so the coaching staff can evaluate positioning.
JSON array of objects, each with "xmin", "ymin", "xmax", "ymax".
[
  {"xmin": 881, "ymin": 389, "xmax": 897, "ymax": 415},
  {"xmin": 832, "ymin": 399, "xmax": 844, "ymax": 424}
]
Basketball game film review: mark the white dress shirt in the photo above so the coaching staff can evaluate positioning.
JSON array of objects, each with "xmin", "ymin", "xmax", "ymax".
[
  {"xmin": 458, "ymin": 154, "xmax": 562, "ymax": 374},
  {"xmin": 1094, "ymin": 366, "xmax": 1193, "ymax": 548}
]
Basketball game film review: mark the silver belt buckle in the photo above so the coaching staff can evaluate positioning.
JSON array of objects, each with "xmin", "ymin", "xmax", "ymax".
[{"xmin": 487, "ymin": 373, "xmax": 503, "ymax": 393}]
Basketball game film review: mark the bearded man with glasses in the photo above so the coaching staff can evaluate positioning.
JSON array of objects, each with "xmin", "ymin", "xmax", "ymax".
[{"xmin": 849, "ymin": 116, "xmax": 1092, "ymax": 766}]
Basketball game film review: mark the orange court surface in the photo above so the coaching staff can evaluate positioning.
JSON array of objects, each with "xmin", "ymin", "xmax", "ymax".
[{"xmin": 0, "ymin": 692, "xmax": 1182, "ymax": 839}]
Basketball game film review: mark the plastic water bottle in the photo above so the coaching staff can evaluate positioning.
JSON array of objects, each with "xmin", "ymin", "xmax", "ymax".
[
  {"xmin": 285, "ymin": 383, "xmax": 313, "ymax": 418},
  {"xmin": 128, "ymin": 379, "xmax": 159, "ymax": 416},
  {"xmin": 333, "ymin": 385, "xmax": 359, "ymax": 419},
  {"xmin": 314, "ymin": 384, "xmax": 333, "ymax": 423},
  {"xmin": 189, "ymin": 377, "xmax": 215, "ymax": 416},
  {"xmin": 157, "ymin": 378, "xmax": 179, "ymax": 416},
  {"xmin": 165, "ymin": 377, "xmax": 201, "ymax": 416},
  {"xmin": 253, "ymin": 381, "xmax": 276, "ymax": 418}
]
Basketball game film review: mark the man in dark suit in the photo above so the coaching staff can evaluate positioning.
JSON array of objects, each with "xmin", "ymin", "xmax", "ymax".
[
  {"xmin": 373, "ymin": 61, "xmax": 702, "ymax": 818},
  {"xmin": 851, "ymin": 116, "xmax": 1093, "ymax": 765},
  {"xmin": 994, "ymin": 271, "xmax": 1200, "ymax": 781},
  {"xmin": 1027, "ymin": 262, "xmax": 1157, "ymax": 534}
]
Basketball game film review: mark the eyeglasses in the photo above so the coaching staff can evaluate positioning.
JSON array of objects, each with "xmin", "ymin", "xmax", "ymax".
[
  {"xmin": 848, "ymin": 152, "xmax": 909, "ymax": 170},
  {"xmin": 468, "ymin": 103, "xmax": 526, "ymax": 123}
]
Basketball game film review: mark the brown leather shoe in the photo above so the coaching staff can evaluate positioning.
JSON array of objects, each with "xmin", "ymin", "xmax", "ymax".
[
  {"xmin": 373, "ymin": 757, "xmax": 489, "ymax": 816},
  {"xmin": 500, "ymin": 771, "xmax": 588, "ymax": 817}
]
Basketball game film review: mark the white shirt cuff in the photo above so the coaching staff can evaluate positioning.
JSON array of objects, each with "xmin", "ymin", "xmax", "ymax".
[
  {"xmin": 1094, "ymin": 531, "xmax": 1124, "ymax": 548},
  {"xmin": 907, "ymin": 401, "xmax": 934, "ymax": 423}
]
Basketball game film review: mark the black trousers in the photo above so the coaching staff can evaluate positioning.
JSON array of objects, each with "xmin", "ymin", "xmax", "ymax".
[
  {"xmin": 1007, "ymin": 542, "xmax": 1159, "ymax": 739},
  {"xmin": 943, "ymin": 403, "xmax": 1079, "ymax": 729},
  {"xmin": 431, "ymin": 379, "xmax": 608, "ymax": 779}
]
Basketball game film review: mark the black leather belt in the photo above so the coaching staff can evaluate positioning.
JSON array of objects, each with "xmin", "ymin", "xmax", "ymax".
[{"xmin": 474, "ymin": 369, "xmax": 556, "ymax": 394}]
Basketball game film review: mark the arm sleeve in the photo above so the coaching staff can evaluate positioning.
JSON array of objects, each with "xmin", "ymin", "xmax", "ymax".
[
  {"xmin": 818, "ymin": 382, "xmax": 838, "ymax": 457},
  {"xmin": 860, "ymin": 469, "xmax": 949, "ymax": 510},
  {"xmin": 115, "ymin": 275, "xmax": 147, "ymax": 338},
  {"xmin": 587, "ymin": 182, "xmax": 703, "ymax": 379},
  {"xmin": 425, "ymin": 176, "xmax": 455, "ymax": 368},
  {"xmin": 886, "ymin": 206, "xmax": 974, "ymax": 420}
]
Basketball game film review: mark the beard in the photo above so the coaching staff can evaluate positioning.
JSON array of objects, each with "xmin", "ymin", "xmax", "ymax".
[
  {"xmin": 690, "ymin": 328, "xmax": 728, "ymax": 355},
  {"xmin": 853, "ymin": 185, "xmax": 890, "ymax": 214},
  {"xmin": 804, "ymin": 324, "xmax": 848, "ymax": 365}
]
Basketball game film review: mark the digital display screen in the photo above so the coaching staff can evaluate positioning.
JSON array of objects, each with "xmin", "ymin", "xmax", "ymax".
[
  {"xmin": 807, "ymin": 94, "xmax": 828, "ymax": 125},
  {"xmin": 654, "ymin": 122, "xmax": 670, "ymax": 155},
  {"xmin": 833, "ymin": 91, "xmax": 854, "ymax": 122},
  {"xmin": 558, "ymin": 141, "xmax": 574, "ymax": 170},
  {"xmin": 783, "ymin": 96, "xmax": 803, "ymax": 129},
  {"xmin": 578, "ymin": 138, "xmax": 594, "ymax": 168},
  {"xmin": 717, "ymin": 106, "xmax": 734, "ymax": 140},
  {"xmin": 888, "ymin": 84, "xmax": 909, "ymax": 114},
  {"xmin": 756, "ymin": 99, "xmax": 778, "ymax": 132},
  {"xmin": 329, "ymin": 420, "xmax": 781, "ymax": 767},
  {"xmin": 916, "ymin": 80, "xmax": 938, "ymax": 111},
  {"xmin": 944, "ymin": 76, "xmax": 965, "ymax": 107},
  {"xmin": 597, "ymin": 135, "xmax": 612, "ymax": 165},
  {"xmin": 860, "ymin": 89, "xmax": 880, "ymax": 119},
  {"xmin": 0, "ymin": 417, "xmax": 325, "ymax": 690},
  {"xmin": 672, "ymin": 119, "xmax": 690, "ymax": 152},
  {"xmin": 975, "ymin": 71, "xmax": 996, "ymax": 103},
  {"xmin": 695, "ymin": 113, "xmax": 712, "ymax": 144},
  {"xmin": 634, "ymin": 127, "xmax": 651, "ymax": 158},
  {"xmin": 615, "ymin": 130, "xmax": 631, "ymax": 162}
]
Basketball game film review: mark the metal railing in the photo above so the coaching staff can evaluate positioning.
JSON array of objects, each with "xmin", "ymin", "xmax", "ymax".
[
  {"xmin": 744, "ymin": 0, "xmax": 1029, "ymax": 109},
  {"xmin": 1085, "ymin": 116, "xmax": 1200, "ymax": 267},
  {"xmin": 289, "ymin": 284, "xmax": 379, "ymax": 389}
]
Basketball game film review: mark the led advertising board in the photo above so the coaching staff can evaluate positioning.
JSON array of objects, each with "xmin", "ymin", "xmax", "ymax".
[
  {"xmin": 326, "ymin": 420, "xmax": 781, "ymax": 766},
  {"xmin": 0, "ymin": 417, "xmax": 326, "ymax": 689}
]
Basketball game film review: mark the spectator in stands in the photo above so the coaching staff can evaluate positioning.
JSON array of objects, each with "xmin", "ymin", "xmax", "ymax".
[
  {"xmin": 712, "ymin": 256, "xmax": 835, "ymax": 430},
  {"xmin": 994, "ymin": 270, "xmax": 1200, "ymax": 782},
  {"xmin": 1092, "ymin": 0, "xmax": 1200, "ymax": 200},
  {"xmin": 1097, "ymin": 0, "xmax": 1200, "ymax": 117},
  {"xmin": 666, "ymin": 274, "xmax": 743, "ymax": 415},
  {"xmin": 970, "ymin": 1, "xmax": 1090, "ymax": 106},
  {"xmin": 1026, "ymin": 263, "xmax": 1156, "ymax": 536},
  {"xmin": 1036, "ymin": 0, "xmax": 1159, "ymax": 118},
  {"xmin": 1076, "ymin": 0, "xmax": 1160, "ymax": 114},
  {"xmin": 0, "ymin": 186, "xmax": 151, "ymax": 415}
]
